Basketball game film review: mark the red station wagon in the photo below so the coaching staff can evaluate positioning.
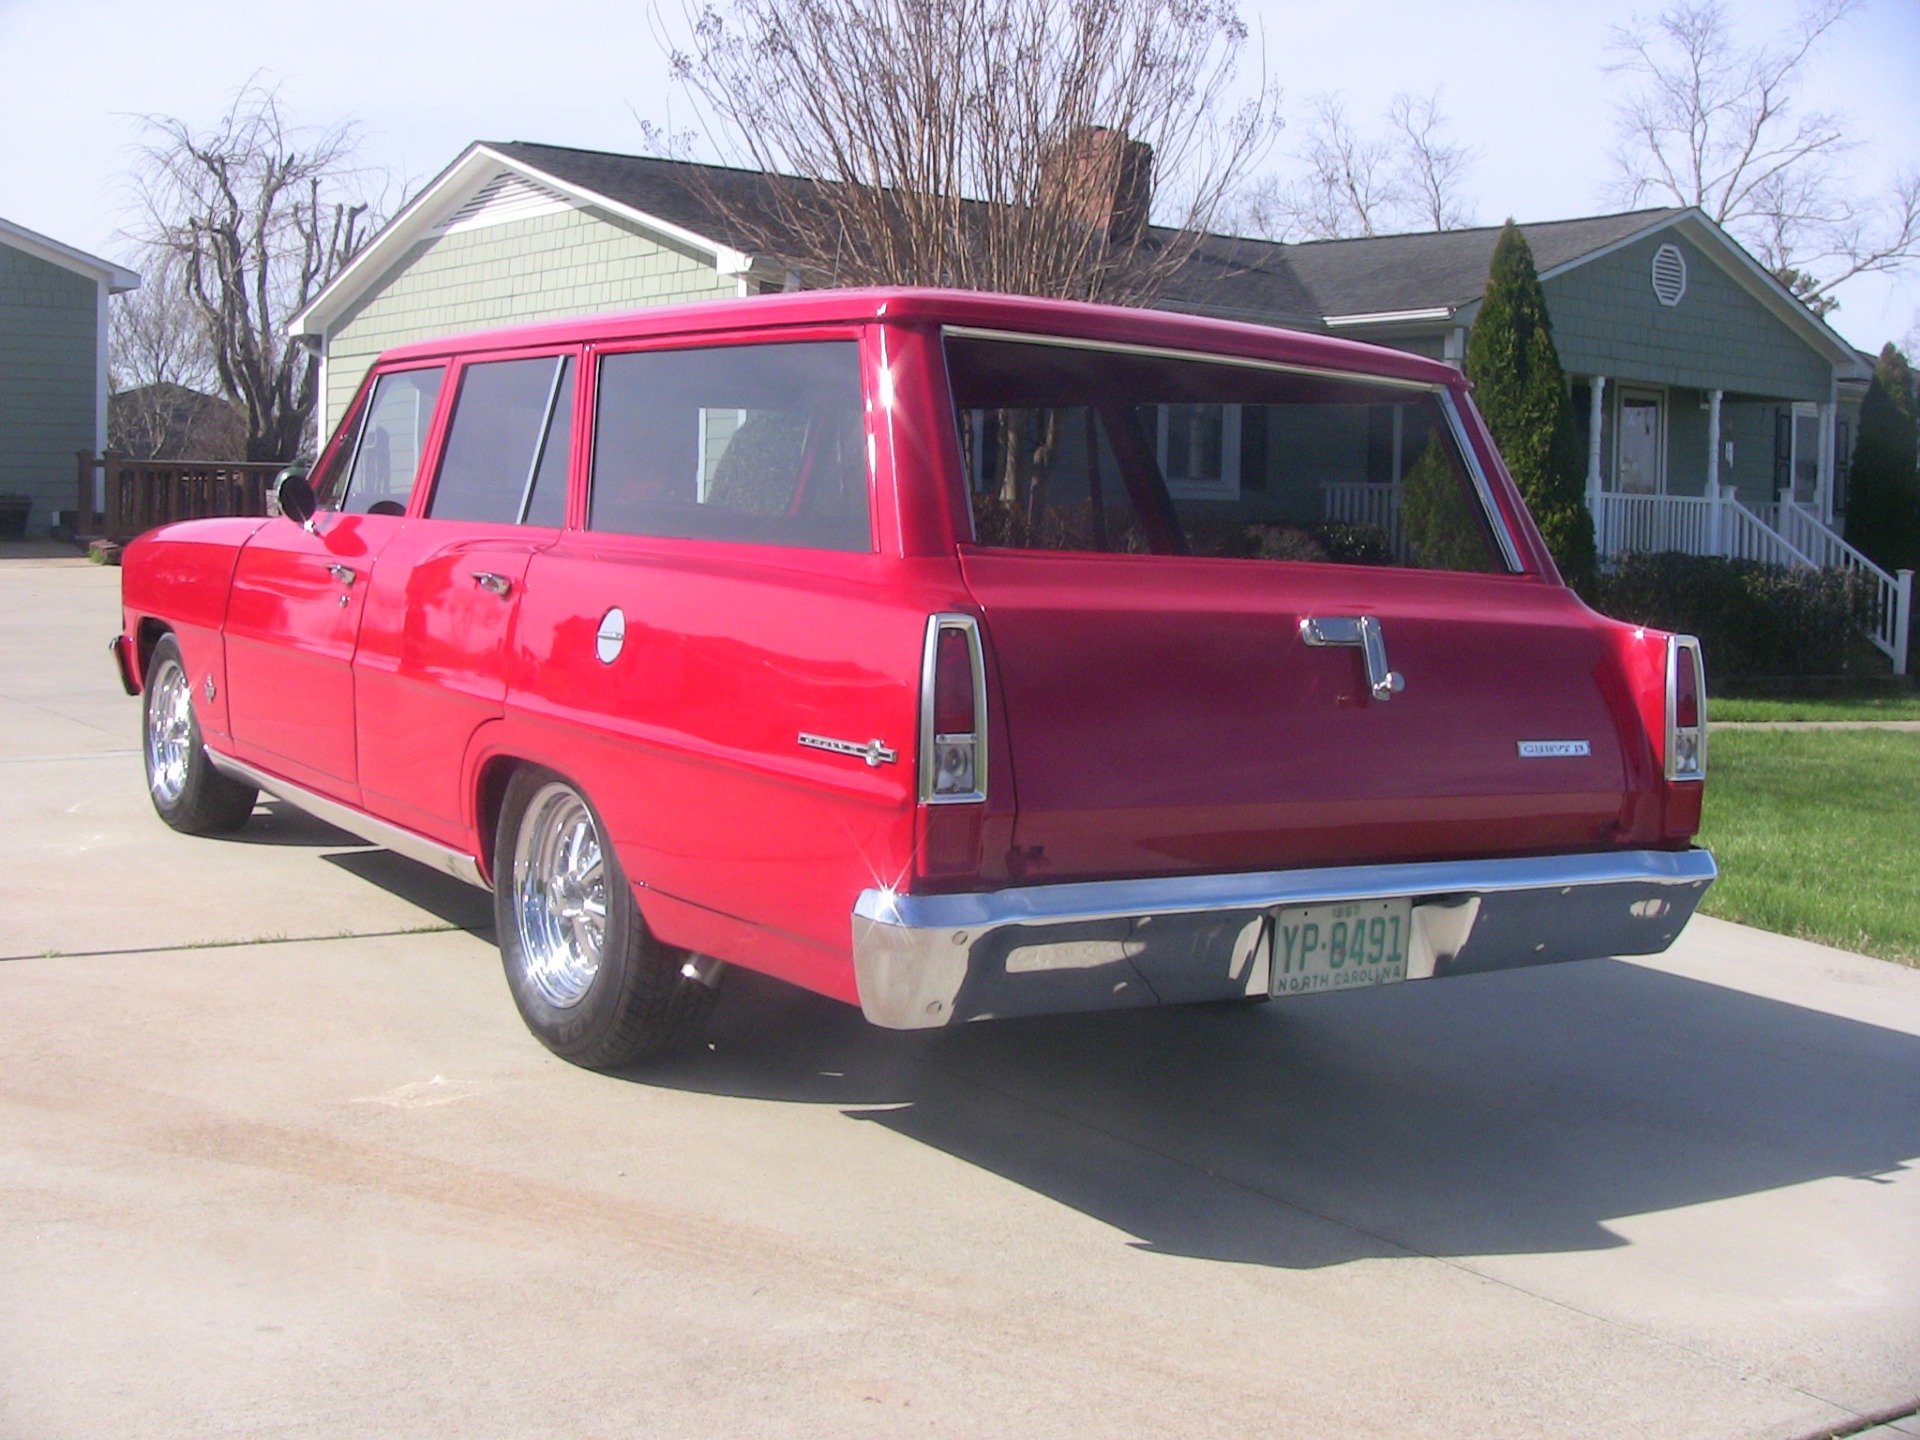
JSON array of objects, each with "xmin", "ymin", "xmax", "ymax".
[{"xmin": 114, "ymin": 289, "xmax": 1715, "ymax": 1070}]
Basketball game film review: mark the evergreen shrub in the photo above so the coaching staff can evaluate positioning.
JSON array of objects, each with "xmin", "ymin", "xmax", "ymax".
[{"xmin": 1590, "ymin": 552, "xmax": 1878, "ymax": 679}]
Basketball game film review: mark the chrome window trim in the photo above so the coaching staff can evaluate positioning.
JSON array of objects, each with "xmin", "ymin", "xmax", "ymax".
[
  {"xmin": 941, "ymin": 325, "xmax": 1450, "ymax": 392},
  {"xmin": 918, "ymin": 612, "xmax": 987, "ymax": 805},
  {"xmin": 517, "ymin": 354, "xmax": 571, "ymax": 525},
  {"xmin": 1436, "ymin": 389, "xmax": 1525, "ymax": 574}
]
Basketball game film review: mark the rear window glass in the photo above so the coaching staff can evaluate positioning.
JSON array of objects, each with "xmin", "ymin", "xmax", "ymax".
[
  {"xmin": 945, "ymin": 335, "xmax": 1509, "ymax": 573},
  {"xmin": 427, "ymin": 355, "xmax": 574, "ymax": 526},
  {"xmin": 336, "ymin": 366, "xmax": 445, "ymax": 516},
  {"xmin": 589, "ymin": 341, "xmax": 870, "ymax": 552}
]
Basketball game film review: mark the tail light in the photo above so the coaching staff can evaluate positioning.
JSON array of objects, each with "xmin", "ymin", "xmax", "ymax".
[
  {"xmin": 1666, "ymin": 635, "xmax": 1706, "ymax": 781},
  {"xmin": 921, "ymin": 614, "xmax": 986, "ymax": 803}
]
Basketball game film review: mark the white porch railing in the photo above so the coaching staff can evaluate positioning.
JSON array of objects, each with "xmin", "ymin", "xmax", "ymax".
[
  {"xmin": 1591, "ymin": 486, "xmax": 1912, "ymax": 675},
  {"xmin": 1321, "ymin": 481, "xmax": 1404, "ymax": 559},
  {"xmin": 1592, "ymin": 491, "xmax": 1715, "ymax": 557},
  {"xmin": 1777, "ymin": 499, "xmax": 1915, "ymax": 667}
]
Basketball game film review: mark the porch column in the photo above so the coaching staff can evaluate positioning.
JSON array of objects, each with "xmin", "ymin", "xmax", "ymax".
[
  {"xmin": 1587, "ymin": 375, "xmax": 1606, "ymax": 551},
  {"xmin": 1817, "ymin": 399, "xmax": 1837, "ymax": 523},
  {"xmin": 1706, "ymin": 389, "xmax": 1723, "ymax": 555},
  {"xmin": 1586, "ymin": 376, "xmax": 1606, "ymax": 500}
]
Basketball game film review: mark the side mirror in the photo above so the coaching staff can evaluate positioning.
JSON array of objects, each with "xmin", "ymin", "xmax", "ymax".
[{"xmin": 274, "ymin": 471, "xmax": 317, "ymax": 528}]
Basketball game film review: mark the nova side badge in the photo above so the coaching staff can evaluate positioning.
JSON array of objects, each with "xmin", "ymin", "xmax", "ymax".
[
  {"xmin": 1518, "ymin": 740, "xmax": 1592, "ymax": 758},
  {"xmin": 799, "ymin": 733, "xmax": 898, "ymax": 768}
]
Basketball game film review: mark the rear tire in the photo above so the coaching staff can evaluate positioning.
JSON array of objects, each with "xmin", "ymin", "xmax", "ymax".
[
  {"xmin": 142, "ymin": 634, "xmax": 257, "ymax": 835},
  {"xmin": 493, "ymin": 767, "xmax": 717, "ymax": 1070}
]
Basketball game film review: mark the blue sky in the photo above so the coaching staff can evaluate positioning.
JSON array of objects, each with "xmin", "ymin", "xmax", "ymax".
[{"xmin": 1, "ymin": 0, "xmax": 1915, "ymax": 350}]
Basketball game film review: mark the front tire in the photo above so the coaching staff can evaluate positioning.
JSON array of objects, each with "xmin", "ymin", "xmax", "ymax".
[
  {"xmin": 493, "ymin": 767, "xmax": 717, "ymax": 1070},
  {"xmin": 142, "ymin": 634, "xmax": 257, "ymax": 835}
]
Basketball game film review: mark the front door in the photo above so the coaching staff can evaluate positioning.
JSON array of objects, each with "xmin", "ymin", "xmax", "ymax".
[
  {"xmin": 222, "ymin": 363, "xmax": 447, "ymax": 802},
  {"xmin": 1616, "ymin": 389, "xmax": 1665, "ymax": 495}
]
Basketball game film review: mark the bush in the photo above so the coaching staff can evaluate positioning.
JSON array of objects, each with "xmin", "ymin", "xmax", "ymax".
[{"xmin": 1590, "ymin": 552, "xmax": 1878, "ymax": 679}]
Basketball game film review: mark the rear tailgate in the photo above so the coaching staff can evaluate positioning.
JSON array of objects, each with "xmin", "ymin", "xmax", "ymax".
[
  {"xmin": 960, "ymin": 550, "xmax": 1646, "ymax": 881},
  {"xmin": 937, "ymin": 325, "xmax": 1661, "ymax": 885}
]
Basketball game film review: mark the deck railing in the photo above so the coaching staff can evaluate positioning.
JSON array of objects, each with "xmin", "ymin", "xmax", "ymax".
[{"xmin": 76, "ymin": 450, "xmax": 283, "ymax": 544}]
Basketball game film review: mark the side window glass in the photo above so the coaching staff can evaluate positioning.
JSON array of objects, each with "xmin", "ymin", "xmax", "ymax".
[
  {"xmin": 427, "ymin": 355, "xmax": 574, "ymax": 525},
  {"xmin": 339, "ymin": 367, "xmax": 445, "ymax": 516},
  {"xmin": 589, "ymin": 340, "xmax": 870, "ymax": 552},
  {"xmin": 308, "ymin": 402, "xmax": 365, "ymax": 509},
  {"xmin": 522, "ymin": 360, "xmax": 575, "ymax": 528},
  {"xmin": 947, "ymin": 336, "xmax": 1508, "ymax": 574}
]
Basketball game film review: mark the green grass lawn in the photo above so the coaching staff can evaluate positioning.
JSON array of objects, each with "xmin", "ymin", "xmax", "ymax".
[
  {"xmin": 1696, "ymin": 728, "xmax": 1920, "ymax": 965},
  {"xmin": 1711, "ymin": 694, "xmax": 1920, "ymax": 723}
]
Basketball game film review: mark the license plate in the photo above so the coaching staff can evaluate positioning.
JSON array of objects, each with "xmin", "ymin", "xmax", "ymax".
[{"xmin": 1270, "ymin": 898, "xmax": 1411, "ymax": 997}]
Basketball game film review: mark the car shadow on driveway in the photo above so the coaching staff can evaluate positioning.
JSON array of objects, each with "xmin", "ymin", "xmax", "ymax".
[{"xmin": 639, "ymin": 959, "xmax": 1920, "ymax": 1269}]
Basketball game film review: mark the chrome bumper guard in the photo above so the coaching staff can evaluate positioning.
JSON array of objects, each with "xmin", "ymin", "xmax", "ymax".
[{"xmin": 852, "ymin": 848, "xmax": 1716, "ymax": 1029}]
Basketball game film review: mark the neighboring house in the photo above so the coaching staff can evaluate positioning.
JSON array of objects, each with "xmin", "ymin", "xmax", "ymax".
[
  {"xmin": 109, "ymin": 382, "xmax": 247, "ymax": 463},
  {"xmin": 0, "ymin": 218, "xmax": 139, "ymax": 533},
  {"xmin": 291, "ymin": 140, "xmax": 1906, "ymax": 668}
]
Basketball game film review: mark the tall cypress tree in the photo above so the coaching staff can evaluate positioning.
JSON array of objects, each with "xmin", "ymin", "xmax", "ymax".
[
  {"xmin": 1845, "ymin": 344, "xmax": 1919, "ymax": 573},
  {"xmin": 1464, "ymin": 221, "xmax": 1597, "ymax": 589}
]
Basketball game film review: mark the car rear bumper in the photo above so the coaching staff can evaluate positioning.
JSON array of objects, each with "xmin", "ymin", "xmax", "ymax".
[{"xmin": 851, "ymin": 848, "xmax": 1717, "ymax": 1029}]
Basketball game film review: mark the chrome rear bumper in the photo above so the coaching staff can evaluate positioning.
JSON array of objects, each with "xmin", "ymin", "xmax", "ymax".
[{"xmin": 852, "ymin": 848, "xmax": 1716, "ymax": 1029}]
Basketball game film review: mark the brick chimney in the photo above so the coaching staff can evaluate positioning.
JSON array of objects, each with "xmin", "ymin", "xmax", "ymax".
[{"xmin": 1043, "ymin": 127, "xmax": 1154, "ymax": 248}]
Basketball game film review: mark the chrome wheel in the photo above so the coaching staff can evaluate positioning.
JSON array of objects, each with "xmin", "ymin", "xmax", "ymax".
[
  {"xmin": 146, "ymin": 654, "xmax": 194, "ymax": 806},
  {"xmin": 511, "ymin": 781, "xmax": 609, "ymax": 1009}
]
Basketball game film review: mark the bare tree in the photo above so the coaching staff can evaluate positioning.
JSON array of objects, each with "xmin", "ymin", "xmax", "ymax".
[
  {"xmin": 1606, "ymin": 0, "xmax": 1920, "ymax": 314},
  {"xmin": 108, "ymin": 253, "xmax": 224, "ymax": 458},
  {"xmin": 662, "ymin": 0, "xmax": 1279, "ymax": 305},
  {"xmin": 129, "ymin": 81, "xmax": 383, "ymax": 461},
  {"xmin": 1388, "ymin": 91, "xmax": 1475, "ymax": 233},
  {"xmin": 1225, "ymin": 89, "xmax": 1475, "ymax": 242},
  {"xmin": 1284, "ymin": 94, "xmax": 1403, "ymax": 240}
]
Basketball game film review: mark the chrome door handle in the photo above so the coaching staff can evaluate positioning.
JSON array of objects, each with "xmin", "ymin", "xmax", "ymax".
[
  {"xmin": 327, "ymin": 563, "xmax": 356, "ymax": 586},
  {"xmin": 470, "ymin": 571, "xmax": 513, "ymax": 598},
  {"xmin": 1300, "ymin": 615, "xmax": 1405, "ymax": 701}
]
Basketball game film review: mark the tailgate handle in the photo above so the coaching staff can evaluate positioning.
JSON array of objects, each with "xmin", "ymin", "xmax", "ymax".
[{"xmin": 1300, "ymin": 615, "xmax": 1405, "ymax": 701}]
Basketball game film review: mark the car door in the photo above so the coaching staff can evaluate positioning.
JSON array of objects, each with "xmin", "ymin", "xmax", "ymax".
[
  {"xmin": 353, "ymin": 351, "xmax": 576, "ymax": 847},
  {"xmin": 223, "ymin": 364, "xmax": 447, "ymax": 802}
]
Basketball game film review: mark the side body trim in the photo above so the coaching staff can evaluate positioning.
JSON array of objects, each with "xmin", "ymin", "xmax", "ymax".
[{"xmin": 206, "ymin": 748, "xmax": 488, "ymax": 890}]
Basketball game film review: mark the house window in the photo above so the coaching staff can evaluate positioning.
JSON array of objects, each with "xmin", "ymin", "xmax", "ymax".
[
  {"xmin": 1791, "ymin": 402, "xmax": 1821, "ymax": 505},
  {"xmin": 1157, "ymin": 404, "xmax": 1242, "ymax": 500}
]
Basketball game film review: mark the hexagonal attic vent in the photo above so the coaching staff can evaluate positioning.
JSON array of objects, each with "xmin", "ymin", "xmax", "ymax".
[{"xmin": 1651, "ymin": 243, "xmax": 1687, "ymax": 306}]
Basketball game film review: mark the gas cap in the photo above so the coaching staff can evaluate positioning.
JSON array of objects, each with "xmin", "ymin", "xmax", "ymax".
[{"xmin": 595, "ymin": 608, "xmax": 626, "ymax": 665}]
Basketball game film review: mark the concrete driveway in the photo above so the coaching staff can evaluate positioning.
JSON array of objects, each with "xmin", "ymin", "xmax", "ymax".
[{"xmin": 3, "ymin": 553, "xmax": 1917, "ymax": 1440}]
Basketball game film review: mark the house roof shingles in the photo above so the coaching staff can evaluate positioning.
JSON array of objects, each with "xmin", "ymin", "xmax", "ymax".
[
  {"xmin": 1278, "ymin": 209, "xmax": 1688, "ymax": 317},
  {"xmin": 490, "ymin": 143, "xmax": 1693, "ymax": 328}
]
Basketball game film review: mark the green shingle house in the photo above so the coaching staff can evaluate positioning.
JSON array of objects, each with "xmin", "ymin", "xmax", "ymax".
[
  {"xmin": 0, "ymin": 218, "xmax": 140, "ymax": 535},
  {"xmin": 291, "ymin": 141, "xmax": 1904, "ymax": 668}
]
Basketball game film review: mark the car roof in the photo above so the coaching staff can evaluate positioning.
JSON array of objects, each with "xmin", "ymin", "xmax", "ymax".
[{"xmin": 373, "ymin": 287, "xmax": 1464, "ymax": 387}]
